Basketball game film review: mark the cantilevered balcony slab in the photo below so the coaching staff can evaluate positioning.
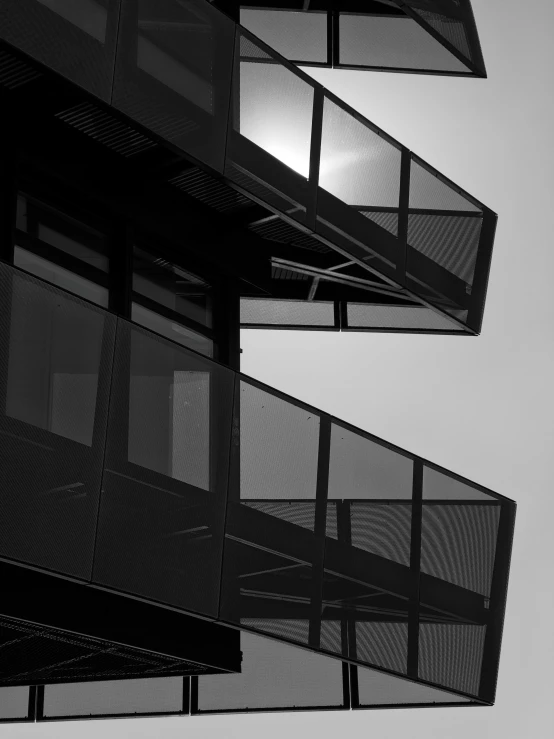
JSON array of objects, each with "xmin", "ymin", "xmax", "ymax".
[
  {"xmin": 0, "ymin": 265, "xmax": 515, "ymax": 715},
  {"xmin": 0, "ymin": 0, "xmax": 496, "ymax": 335}
]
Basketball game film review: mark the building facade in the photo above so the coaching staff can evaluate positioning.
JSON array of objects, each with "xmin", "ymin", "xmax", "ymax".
[{"xmin": 0, "ymin": 0, "xmax": 514, "ymax": 722}]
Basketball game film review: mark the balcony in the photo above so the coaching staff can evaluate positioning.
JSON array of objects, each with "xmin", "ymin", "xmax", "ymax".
[
  {"xmin": 0, "ymin": 0, "xmax": 496, "ymax": 335},
  {"xmin": 0, "ymin": 263, "xmax": 515, "ymax": 717},
  {"xmin": 237, "ymin": 1, "xmax": 487, "ymax": 77}
]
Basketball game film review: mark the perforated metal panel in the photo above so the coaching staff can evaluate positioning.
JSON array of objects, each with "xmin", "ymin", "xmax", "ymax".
[
  {"xmin": 320, "ymin": 99, "xmax": 401, "ymax": 208},
  {"xmin": 112, "ymin": 0, "xmax": 235, "ymax": 173},
  {"xmin": 339, "ymin": 13, "xmax": 471, "ymax": 73},
  {"xmin": 345, "ymin": 303, "xmax": 464, "ymax": 331},
  {"xmin": 240, "ymin": 8, "xmax": 327, "ymax": 64},
  {"xmin": 356, "ymin": 665, "xmax": 470, "ymax": 706},
  {"xmin": 0, "ymin": 263, "xmax": 115, "ymax": 578},
  {"xmin": 44, "ymin": 677, "xmax": 185, "ymax": 718},
  {"xmin": 0, "ymin": 686, "xmax": 29, "ymax": 720},
  {"xmin": 241, "ymin": 298, "xmax": 335, "ymax": 327},
  {"xmin": 237, "ymin": 33, "xmax": 314, "ymax": 179},
  {"xmin": 421, "ymin": 504, "xmax": 500, "ymax": 596},
  {"xmin": 0, "ymin": 0, "xmax": 120, "ymax": 100},
  {"xmin": 196, "ymin": 630, "xmax": 345, "ymax": 712},
  {"xmin": 419, "ymin": 624, "xmax": 486, "ymax": 696},
  {"xmin": 92, "ymin": 321, "xmax": 234, "ymax": 617}
]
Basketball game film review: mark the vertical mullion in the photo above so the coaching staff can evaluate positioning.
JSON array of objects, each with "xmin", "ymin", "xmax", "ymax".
[
  {"xmin": 466, "ymin": 207, "xmax": 497, "ymax": 334},
  {"xmin": 309, "ymin": 413, "xmax": 331, "ymax": 648},
  {"xmin": 478, "ymin": 501, "xmax": 516, "ymax": 702},
  {"xmin": 407, "ymin": 459, "xmax": 423, "ymax": 677},
  {"xmin": 0, "ymin": 143, "xmax": 17, "ymax": 265},
  {"xmin": 396, "ymin": 148, "xmax": 411, "ymax": 284},
  {"xmin": 182, "ymin": 676, "xmax": 191, "ymax": 714},
  {"xmin": 326, "ymin": 11, "xmax": 333, "ymax": 67},
  {"xmin": 108, "ymin": 220, "xmax": 132, "ymax": 318},
  {"xmin": 190, "ymin": 676, "xmax": 199, "ymax": 715},
  {"xmin": 307, "ymin": 87, "xmax": 324, "ymax": 232},
  {"xmin": 331, "ymin": 10, "xmax": 339, "ymax": 67}
]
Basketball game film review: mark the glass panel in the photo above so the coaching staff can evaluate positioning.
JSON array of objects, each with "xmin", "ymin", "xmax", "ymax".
[
  {"xmin": 14, "ymin": 247, "xmax": 108, "ymax": 307},
  {"xmin": 240, "ymin": 381, "xmax": 320, "ymax": 500},
  {"xmin": 131, "ymin": 302, "xmax": 213, "ymax": 357},
  {"xmin": 237, "ymin": 34, "xmax": 314, "ymax": 178},
  {"xmin": 356, "ymin": 665, "xmax": 470, "ymax": 706},
  {"xmin": 320, "ymin": 99, "xmax": 401, "ymax": 209},
  {"xmin": 240, "ymin": 9, "xmax": 327, "ymax": 64},
  {"xmin": 133, "ymin": 246, "xmax": 212, "ymax": 327},
  {"xmin": 197, "ymin": 631, "xmax": 344, "ymax": 712},
  {"xmin": 328, "ymin": 425, "xmax": 413, "ymax": 500},
  {"xmin": 113, "ymin": 0, "xmax": 235, "ymax": 172},
  {"xmin": 0, "ymin": 263, "xmax": 114, "ymax": 577},
  {"xmin": 339, "ymin": 13, "xmax": 471, "ymax": 73},
  {"xmin": 0, "ymin": 686, "xmax": 29, "ymax": 719},
  {"xmin": 44, "ymin": 677, "xmax": 184, "ymax": 717}
]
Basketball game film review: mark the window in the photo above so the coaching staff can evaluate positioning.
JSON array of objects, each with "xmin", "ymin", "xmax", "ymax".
[
  {"xmin": 14, "ymin": 193, "xmax": 109, "ymax": 307},
  {"xmin": 132, "ymin": 246, "xmax": 214, "ymax": 357}
]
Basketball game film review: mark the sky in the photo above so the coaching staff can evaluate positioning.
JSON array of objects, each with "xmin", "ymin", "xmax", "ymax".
[{"xmin": 4, "ymin": 0, "xmax": 554, "ymax": 737}]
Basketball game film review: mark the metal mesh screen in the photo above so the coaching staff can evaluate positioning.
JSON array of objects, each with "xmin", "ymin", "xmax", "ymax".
[
  {"xmin": 421, "ymin": 504, "xmax": 501, "ymax": 596},
  {"xmin": 240, "ymin": 298, "xmax": 335, "ymax": 327},
  {"xmin": 196, "ymin": 630, "xmax": 345, "ymax": 712},
  {"xmin": 240, "ymin": 381, "xmax": 320, "ymax": 499},
  {"xmin": 0, "ymin": 0, "xmax": 120, "ymax": 100},
  {"xmin": 409, "ymin": 161, "xmax": 481, "ymax": 211},
  {"xmin": 238, "ymin": 33, "xmax": 314, "ymax": 178},
  {"xmin": 0, "ymin": 686, "xmax": 29, "ymax": 720},
  {"xmin": 241, "ymin": 500, "xmax": 316, "ymax": 532},
  {"xmin": 0, "ymin": 263, "xmax": 115, "ymax": 578},
  {"xmin": 339, "ymin": 13, "xmax": 471, "ymax": 73},
  {"xmin": 240, "ymin": 9, "xmax": 327, "ymax": 64},
  {"xmin": 328, "ymin": 424, "xmax": 413, "ymax": 499},
  {"xmin": 43, "ymin": 677, "xmax": 185, "ymax": 718},
  {"xmin": 407, "ymin": 213, "xmax": 483, "ymax": 285},
  {"xmin": 356, "ymin": 622, "xmax": 408, "ymax": 675},
  {"xmin": 320, "ymin": 98, "xmax": 401, "ymax": 208},
  {"xmin": 92, "ymin": 321, "xmax": 234, "ymax": 617},
  {"xmin": 346, "ymin": 303, "xmax": 464, "ymax": 331},
  {"xmin": 410, "ymin": 7, "xmax": 472, "ymax": 62},
  {"xmin": 320, "ymin": 621, "xmax": 342, "ymax": 656},
  {"xmin": 356, "ymin": 665, "xmax": 470, "ymax": 706},
  {"xmin": 112, "ymin": 0, "xmax": 235, "ymax": 173},
  {"xmin": 423, "ymin": 467, "xmax": 498, "ymax": 501},
  {"xmin": 360, "ymin": 210, "xmax": 399, "ymax": 236},
  {"xmin": 419, "ymin": 624, "xmax": 486, "ymax": 696},
  {"xmin": 350, "ymin": 503, "xmax": 411, "ymax": 567}
]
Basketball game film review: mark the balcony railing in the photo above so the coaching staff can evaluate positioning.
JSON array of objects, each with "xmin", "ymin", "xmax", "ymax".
[
  {"xmin": 0, "ymin": 0, "xmax": 496, "ymax": 334},
  {"xmin": 0, "ymin": 263, "xmax": 515, "ymax": 709},
  {"xmin": 237, "ymin": 1, "xmax": 487, "ymax": 77}
]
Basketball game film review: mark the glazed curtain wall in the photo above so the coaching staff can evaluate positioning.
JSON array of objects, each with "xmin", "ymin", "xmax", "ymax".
[
  {"xmin": 0, "ymin": 263, "xmax": 514, "ymax": 705},
  {"xmin": 0, "ymin": 0, "xmax": 496, "ymax": 334}
]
